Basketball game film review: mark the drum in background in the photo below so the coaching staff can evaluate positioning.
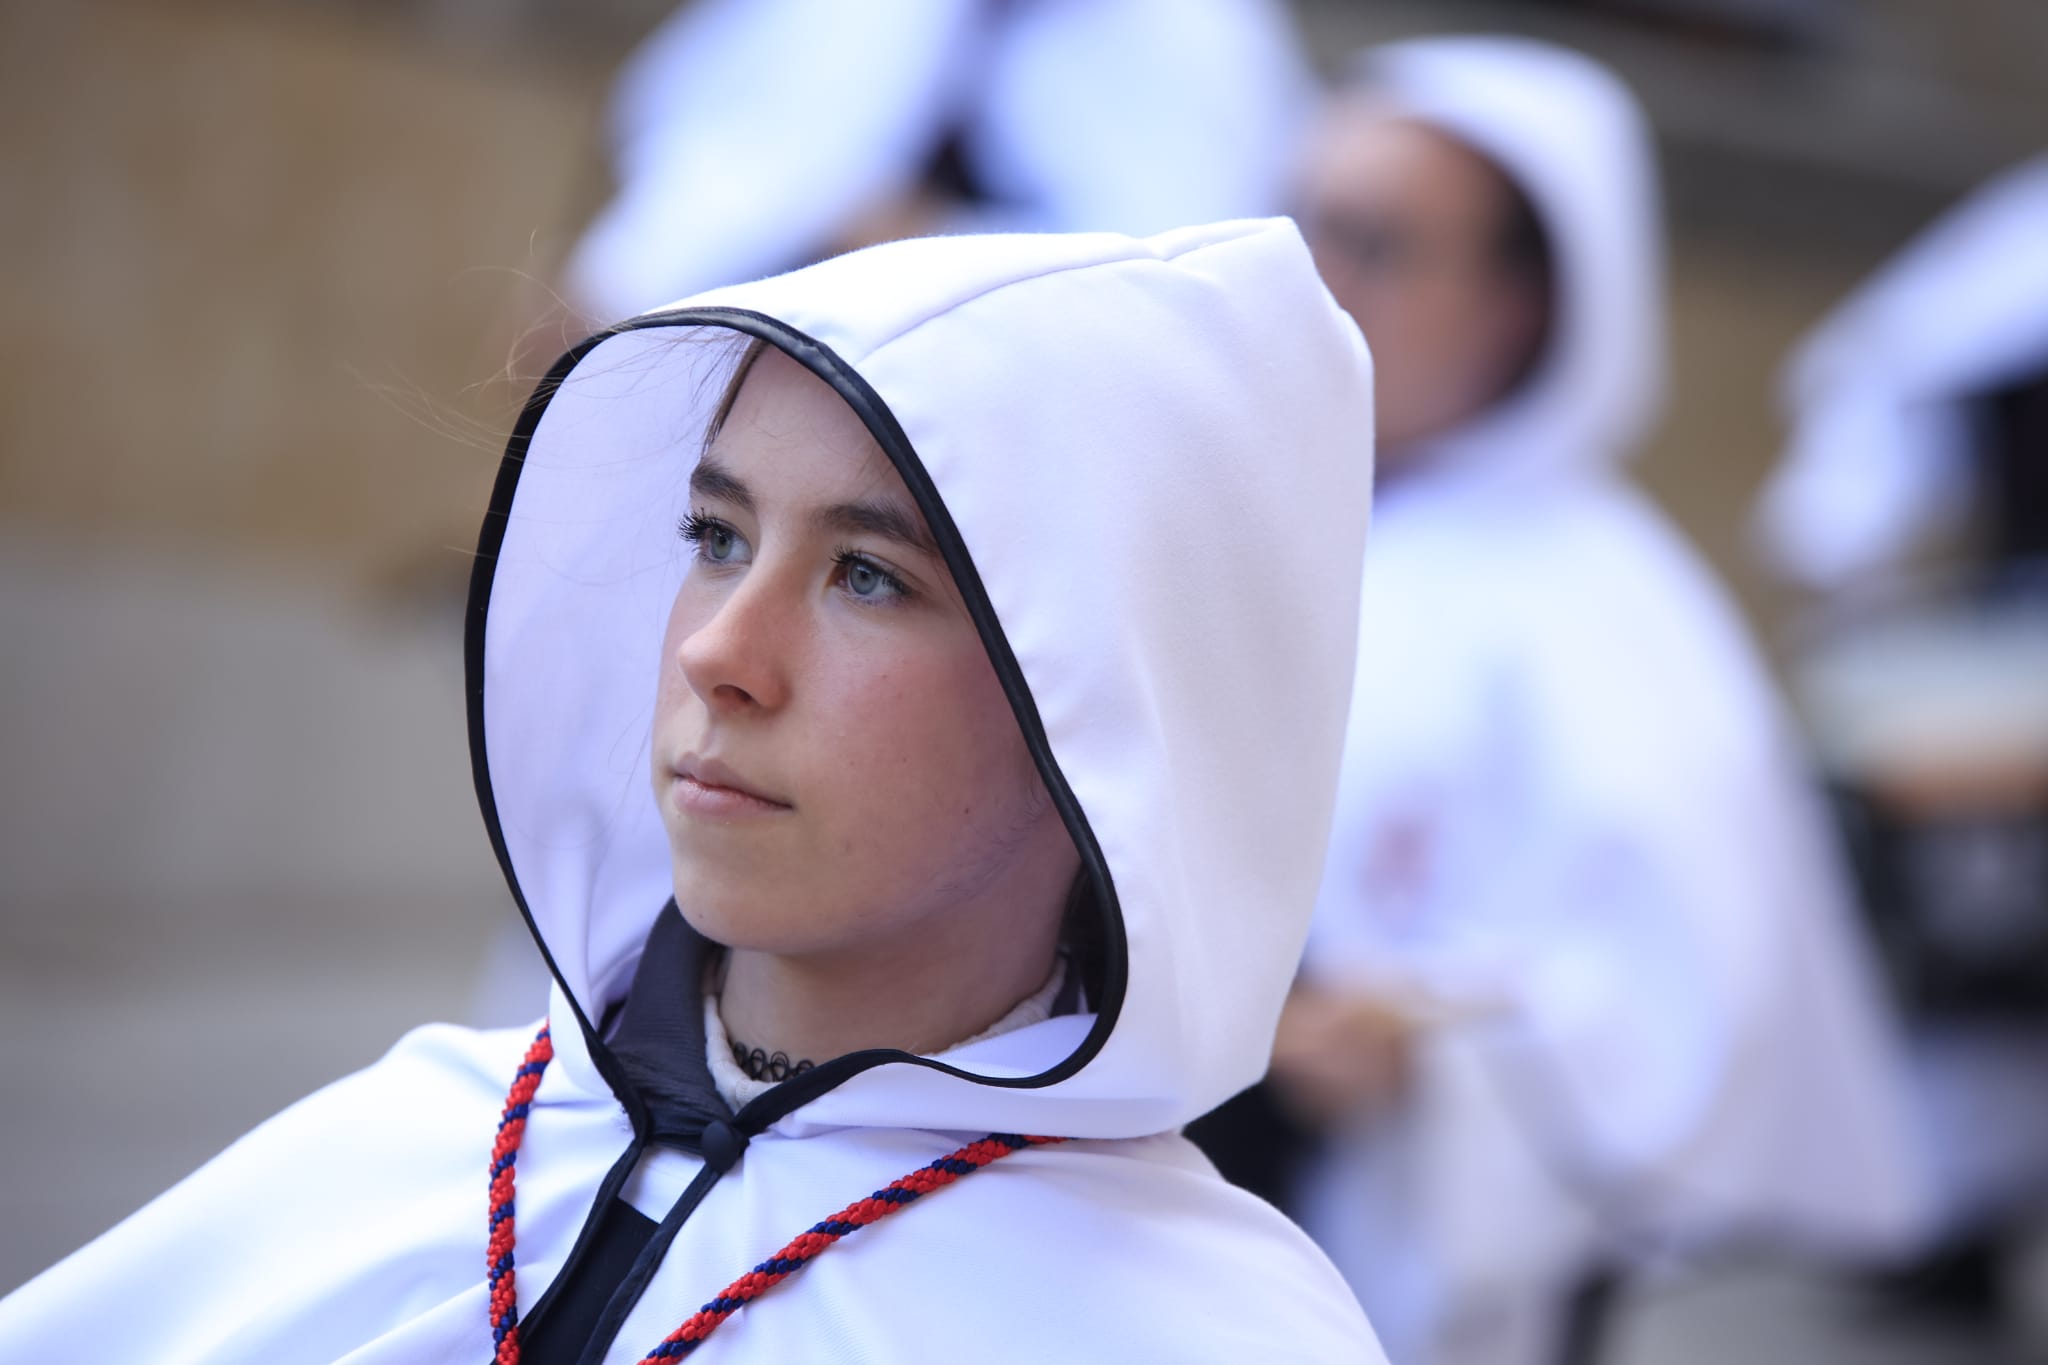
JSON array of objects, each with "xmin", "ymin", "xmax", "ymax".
[{"xmin": 1793, "ymin": 567, "xmax": 2048, "ymax": 1018}]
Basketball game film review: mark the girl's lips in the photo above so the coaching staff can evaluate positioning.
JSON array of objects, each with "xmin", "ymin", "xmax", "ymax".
[{"xmin": 670, "ymin": 772, "xmax": 791, "ymax": 819}]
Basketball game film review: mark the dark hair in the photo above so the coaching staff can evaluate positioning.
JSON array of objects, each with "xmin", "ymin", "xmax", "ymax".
[
  {"xmin": 701, "ymin": 337, "xmax": 770, "ymax": 456},
  {"xmin": 1493, "ymin": 175, "xmax": 1556, "ymax": 397},
  {"xmin": 1497, "ymin": 179, "xmax": 1553, "ymax": 287},
  {"xmin": 1059, "ymin": 869, "xmax": 1110, "ymax": 1010},
  {"xmin": 1978, "ymin": 360, "xmax": 2048, "ymax": 565}
]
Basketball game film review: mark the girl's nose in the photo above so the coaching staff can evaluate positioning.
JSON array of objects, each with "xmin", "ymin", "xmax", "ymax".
[{"xmin": 675, "ymin": 573, "xmax": 794, "ymax": 715}]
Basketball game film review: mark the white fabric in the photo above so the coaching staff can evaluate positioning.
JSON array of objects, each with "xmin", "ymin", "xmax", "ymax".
[
  {"xmin": 1755, "ymin": 155, "xmax": 2048, "ymax": 590},
  {"xmin": 566, "ymin": 0, "xmax": 984, "ymax": 319},
  {"xmin": 1294, "ymin": 38, "xmax": 1926, "ymax": 1365},
  {"xmin": 960, "ymin": 0, "xmax": 1310, "ymax": 236},
  {"xmin": 564, "ymin": 0, "xmax": 1310, "ymax": 319},
  {"xmin": 0, "ymin": 222, "xmax": 1386, "ymax": 1361}
]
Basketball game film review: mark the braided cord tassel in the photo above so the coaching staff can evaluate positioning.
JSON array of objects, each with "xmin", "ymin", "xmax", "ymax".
[
  {"xmin": 489, "ymin": 1024, "xmax": 555, "ymax": 1365},
  {"xmin": 637, "ymin": 1132, "xmax": 1067, "ymax": 1361}
]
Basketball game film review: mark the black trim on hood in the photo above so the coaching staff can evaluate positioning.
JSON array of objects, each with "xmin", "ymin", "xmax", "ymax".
[{"xmin": 464, "ymin": 306, "xmax": 1128, "ymax": 1134}]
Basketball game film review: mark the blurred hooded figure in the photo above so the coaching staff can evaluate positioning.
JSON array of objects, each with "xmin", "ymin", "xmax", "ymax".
[
  {"xmin": 1755, "ymin": 157, "xmax": 2048, "ymax": 1301},
  {"xmin": 1270, "ymin": 36, "xmax": 1926, "ymax": 1365},
  {"xmin": 562, "ymin": 0, "xmax": 1312, "ymax": 320},
  {"xmin": 1755, "ymin": 155, "xmax": 2048, "ymax": 592}
]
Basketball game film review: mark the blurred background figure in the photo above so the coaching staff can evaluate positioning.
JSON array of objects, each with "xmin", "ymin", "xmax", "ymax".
[
  {"xmin": 561, "ymin": 0, "xmax": 1312, "ymax": 320},
  {"xmin": 1754, "ymin": 155, "xmax": 2048, "ymax": 1332},
  {"xmin": 1193, "ymin": 36, "xmax": 1924, "ymax": 1365},
  {"xmin": 1756, "ymin": 157, "xmax": 2048, "ymax": 594}
]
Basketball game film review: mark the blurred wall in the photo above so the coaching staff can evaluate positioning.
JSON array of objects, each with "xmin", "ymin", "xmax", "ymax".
[
  {"xmin": 0, "ymin": 0, "xmax": 603, "ymax": 582},
  {"xmin": 0, "ymin": 0, "xmax": 621, "ymax": 1291}
]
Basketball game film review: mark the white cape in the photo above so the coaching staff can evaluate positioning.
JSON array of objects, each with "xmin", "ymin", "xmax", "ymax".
[{"xmin": 0, "ymin": 222, "xmax": 1387, "ymax": 1362}]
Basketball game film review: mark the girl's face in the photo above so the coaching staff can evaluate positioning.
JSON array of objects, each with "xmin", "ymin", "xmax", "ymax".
[{"xmin": 651, "ymin": 346, "xmax": 1077, "ymax": 972}]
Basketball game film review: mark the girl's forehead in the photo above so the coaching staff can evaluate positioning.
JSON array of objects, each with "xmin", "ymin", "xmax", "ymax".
[
  {"xmin": 713, "ymin": 347, "xmax": 900, "ymax": 493},
  {"xmin": 695, "ymin": 344, "xmax": 930, "ymax": 537}
]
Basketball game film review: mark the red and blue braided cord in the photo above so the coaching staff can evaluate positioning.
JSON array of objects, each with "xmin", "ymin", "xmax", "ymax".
[
  {"xmin": 489, "ymin": 1024, "xmax": 554, "ymax": 1365},
  {"xmin": 634, "ymin": 1129, "xmax": 1065, "ymax": 1361},
  {"xmin": 486, "ymin": 1022, "xmax": 1063, "ymax": 1363}
]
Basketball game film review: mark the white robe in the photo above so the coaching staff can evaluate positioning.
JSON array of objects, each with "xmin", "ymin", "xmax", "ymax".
[
  {"xmin": 0, "ymin": 221, "xmax": 1389, "ymax": 1362},
  {"xmin": 563, "ymin": 0, "xmax": 1311, "ymax": 319},
  {"xmin": 1294, "ymin": 37, "xmax": 1926, "ymax": 1365}
]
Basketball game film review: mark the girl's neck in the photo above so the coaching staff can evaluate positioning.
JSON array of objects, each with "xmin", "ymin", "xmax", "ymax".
[{"xmin": 714, "ymin": 931, "xmax": 1059, "ymax": 1065}]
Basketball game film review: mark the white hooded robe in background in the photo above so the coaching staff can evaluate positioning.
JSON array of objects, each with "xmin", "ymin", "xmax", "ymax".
[
  {"xmin": 1755, "ymin": 155, "xmax": 2048, "ymax": 592},
  {"xmin": 1292, "ymin": 37, "xmax": 1926, "ymax": 1365},
  {"xmin": 1753, "ymin": 154, "xmax": 2048, "ymax": 1244},
  {"xmin": 0, "ymin": 221, "xmax": 1389, "ymax": 1363},
  {"xmin": 563, "ymin": 0, "xmax": 1311, "ymax": 320}
]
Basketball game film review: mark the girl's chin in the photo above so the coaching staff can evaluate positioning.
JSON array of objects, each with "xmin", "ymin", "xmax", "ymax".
[
  {"xmin": 672, "ymin": 892, "xmax": 905, "ymax": 968},
  {"xmin": 671, "ymin": 884, "xmax": 809, "ymax": 950}
]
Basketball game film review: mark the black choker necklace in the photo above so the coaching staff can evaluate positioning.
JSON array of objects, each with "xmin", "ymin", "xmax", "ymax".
[{"xmin": 731, "ymin": 1040, "xmax": 815, "ymax": 1083}]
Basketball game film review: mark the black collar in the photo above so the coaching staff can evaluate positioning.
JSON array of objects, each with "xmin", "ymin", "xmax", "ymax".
[{"xmin": 601, "ymin": 905, "xmax": 735, "ymax": 1148}]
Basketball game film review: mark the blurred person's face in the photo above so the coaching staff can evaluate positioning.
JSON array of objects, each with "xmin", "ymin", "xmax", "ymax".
[
  {"xmin": 651, "ymin": 346, "xmax": 1076, "ymax": 973},
  {"xmin": 1302, "ymin": 101, "xmax": 1550, "ymax": 465}
]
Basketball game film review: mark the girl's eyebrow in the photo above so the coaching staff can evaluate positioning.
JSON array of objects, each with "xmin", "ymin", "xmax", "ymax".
[
  {"xmin": 688, "ymin": 456, "xmax": 752, "ymax": 511},
  {"xmin": 812, "ymin": 499, "xmax": 941, "ymax": 559}
]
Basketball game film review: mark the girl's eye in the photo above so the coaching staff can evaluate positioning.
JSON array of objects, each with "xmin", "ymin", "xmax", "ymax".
[
  {"xmin": 836, "ymin": 551, "xmax": 908, "ymax": 604},
  {"xmin": 679, "ymin": 512, "xmax": 745, "ymax": 565}
]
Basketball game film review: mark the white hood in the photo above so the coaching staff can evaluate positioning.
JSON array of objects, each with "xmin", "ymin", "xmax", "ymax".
[
  {"xmin": 1350, "ymin": 35, "xmax": 1668, "ymax": 490},
  {"xmin": 479, "ymin": 218, "xmax": 1376, "ymax": 1141},
  {"xmin": 566, "ymin": 0, "xmax": 1311, "ymax": 319},
  {"xmin": 1756, "ymin": 155, "xmax": 2048, "ymax": 591}
]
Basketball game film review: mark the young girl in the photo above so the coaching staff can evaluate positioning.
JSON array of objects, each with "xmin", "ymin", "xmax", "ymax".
[{"xmin": 0, "ymin": 220, "xmax": 1386, "ymax": 1361}]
